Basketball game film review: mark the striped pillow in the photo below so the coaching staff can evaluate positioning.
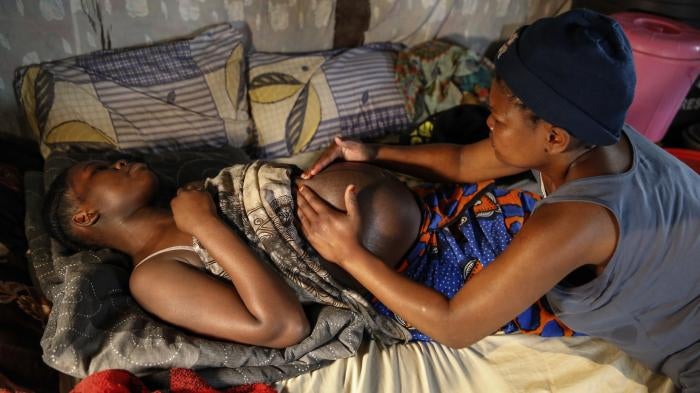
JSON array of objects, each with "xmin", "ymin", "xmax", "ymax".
[
  {"xmin": 15, "ymin": 24, "xmax": 251, "ymax": 157},
  {"xmin": 247, "ymin": 44, "xmax": 410, "ymax": 158}
]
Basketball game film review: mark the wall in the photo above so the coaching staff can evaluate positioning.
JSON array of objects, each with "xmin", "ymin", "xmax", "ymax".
[{"xmin": 0, "ymin": 0, "xmax": 568, "ymax": 140}]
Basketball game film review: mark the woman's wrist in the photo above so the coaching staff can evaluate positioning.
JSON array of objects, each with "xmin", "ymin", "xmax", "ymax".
[
  {"xmin": 337, "ymin": 245, "xmax": 374, "ymax": 270},
  {"xmin": 366, "ymin": 143, "xmax": 380, "ymax": 162},
  {"xmin": 190, "ymin": 214, "xmax": 224, "ymax": 238}
]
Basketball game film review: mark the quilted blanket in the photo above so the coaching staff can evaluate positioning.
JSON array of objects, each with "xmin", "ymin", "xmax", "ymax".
[{"xmin": 24, "ymin": 158, "xmax": 407, "ymax": 389}]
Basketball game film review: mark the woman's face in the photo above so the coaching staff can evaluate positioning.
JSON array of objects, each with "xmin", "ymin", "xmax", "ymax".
[
  {"xmin": 486, "ymin": 80, "xmax": 550, "ymax": 168},
  {"xmin": 67, "ymin": 159, "xmax": 159, "ymax": 221}
]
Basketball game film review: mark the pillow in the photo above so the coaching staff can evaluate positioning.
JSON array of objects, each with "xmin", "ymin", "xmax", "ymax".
[
  {"xmin": 14, "ymin": 24, "xmax": 252, "ymax": 158},
  {"xmin": 247, "ymin": 43, "xmax": 411, "ymax": 158}
]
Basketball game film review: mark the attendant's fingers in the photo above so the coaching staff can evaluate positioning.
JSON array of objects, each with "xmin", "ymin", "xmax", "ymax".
[
  {"xmin": 296, "ymin": 188, "xmax": 320, "ymax": 219},
  {"xmin": 298, "ymin": 212, "xmax": 319, "ymax": 243},
  {"xmin": 301, "ymin": 143, "xmax": 342, "ymax": 179},
  {"xmin": 297, "ymin": 209, "xmax": 310, "ymax": 233},
  {"xmin": 335, "ymin": 136, "xmax": 352, "ymax": 152},
  {"xmin": 298, "ymin": 185, "xmax": 335, "ymax": 214},
  {"xmin": 303, "ymin": 153, "xmax": 335, "ymax": 178}
]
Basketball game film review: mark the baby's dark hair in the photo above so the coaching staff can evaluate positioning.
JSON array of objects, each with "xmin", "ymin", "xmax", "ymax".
[{"xmin": 42, "ymin": 169, "xmax": 96, "ymax": 252}]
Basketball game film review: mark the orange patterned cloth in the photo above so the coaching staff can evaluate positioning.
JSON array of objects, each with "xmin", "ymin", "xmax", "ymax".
[{"xmin": 371, "ymin": 181, "xmax": 577, "ymax": 340}]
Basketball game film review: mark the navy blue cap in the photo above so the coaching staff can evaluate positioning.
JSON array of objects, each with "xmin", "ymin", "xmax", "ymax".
[{"xmin": 494, "ymin": 9, "xmax": 636, "ymax": 145}]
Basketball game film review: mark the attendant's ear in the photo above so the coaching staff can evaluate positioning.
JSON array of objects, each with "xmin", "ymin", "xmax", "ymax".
[
  {"xmin": 72, "ymin": 209, "xmax": 100, "ymax": 227},
  {"xmin": 545, "ymin": 126, "xmax": 572, "ymax": 154}
]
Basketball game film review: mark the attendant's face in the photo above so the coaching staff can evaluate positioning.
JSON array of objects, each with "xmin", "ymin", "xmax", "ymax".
[
  {"xmin": 486, "ymin": 80, "xmax": 551, "ymax": 168},
  {"xmin": 66, "ymin": 159, "xmax": 158, "ymax": 227}
]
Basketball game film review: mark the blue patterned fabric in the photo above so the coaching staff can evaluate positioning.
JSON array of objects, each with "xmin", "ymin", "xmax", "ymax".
[{"xmin": 371, "ymin": 181, "xmax": 578, "ymax": 341}]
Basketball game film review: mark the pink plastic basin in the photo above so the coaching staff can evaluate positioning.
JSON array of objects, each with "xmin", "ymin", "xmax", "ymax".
[{"xmin": 613, "ymin": 12, "xmax": 700, "ymax": 142}]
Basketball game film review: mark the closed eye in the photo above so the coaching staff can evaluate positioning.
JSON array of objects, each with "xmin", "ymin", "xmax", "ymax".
[{"xmin": 91, "ymin": 164, "xmax": 115, "ymax": 175}]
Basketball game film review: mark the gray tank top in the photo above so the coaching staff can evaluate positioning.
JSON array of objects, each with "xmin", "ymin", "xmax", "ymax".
[{"xmin": 537, "ymin": 125, "xmax": 700, "ymax": 389}]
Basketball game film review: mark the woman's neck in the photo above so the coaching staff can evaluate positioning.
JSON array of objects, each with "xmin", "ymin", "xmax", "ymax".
[
  {"xmin": 106, "ymin": 206, "xmax": 193, "ymax": 264},
  {"xmin": 538, "ymin": 134, "xmax": 632, "ymax": 196},
  {"xmin": 539, "ymin": 145, "xmax": 600, "ymax": 196}
]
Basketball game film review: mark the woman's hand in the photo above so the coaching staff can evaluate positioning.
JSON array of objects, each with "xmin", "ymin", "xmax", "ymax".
[
  {"xmin": 301, "ymin": 137, "xmax": 376, "ymax": 179},
  {"xmin": 296, "ymin": 184, "xmax": 368, "ymax": 266},
  {"xmin": 171, "ymin": 182, "xmax": 218, "ymax": 236}
]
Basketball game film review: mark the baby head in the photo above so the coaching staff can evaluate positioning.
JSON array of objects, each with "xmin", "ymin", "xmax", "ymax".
[{"xmin": 296, "ymin": 162, "xmax": 421, "ymax": 265}]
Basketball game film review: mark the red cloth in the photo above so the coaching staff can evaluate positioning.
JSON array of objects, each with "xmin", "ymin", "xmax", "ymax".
[{"xmin": 71, "ymin": 368, "xmax": 277, "ymax": 393}]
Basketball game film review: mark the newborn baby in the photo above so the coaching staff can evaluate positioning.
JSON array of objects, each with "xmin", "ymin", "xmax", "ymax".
[{"xmin": 296, "ymin": 162, "xmax": 422, "ymax": 291}]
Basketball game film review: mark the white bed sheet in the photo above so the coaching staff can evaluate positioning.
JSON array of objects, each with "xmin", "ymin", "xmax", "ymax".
[{"xmin": 277, "ymin": 334, "xmax": 674, "ymax": 392}]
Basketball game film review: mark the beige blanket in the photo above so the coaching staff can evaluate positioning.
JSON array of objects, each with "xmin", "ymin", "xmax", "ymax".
[{"xmin": 278, "ymin": 335, "xmax": 675, "ymax": 392}]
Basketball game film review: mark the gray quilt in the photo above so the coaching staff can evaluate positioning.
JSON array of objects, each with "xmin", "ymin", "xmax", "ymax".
[{"xmin": 24, "ymin": 152, "xmax": 408, "ymax": 388}]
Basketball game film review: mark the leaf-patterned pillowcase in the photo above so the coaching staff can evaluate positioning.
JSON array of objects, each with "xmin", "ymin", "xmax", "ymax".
[
  {"xmin": 15, "ymin": 24, "xmax": 251, "ymax": 158},
  {"xmin": 247, "ymin": 44, "xmax": 410, "ymax": 158}
]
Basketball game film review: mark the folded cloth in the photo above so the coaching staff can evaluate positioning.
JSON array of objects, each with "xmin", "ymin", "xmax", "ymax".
[{"xmin": 371, "ymin": 181, "xmax": 577, "ymax": 340}]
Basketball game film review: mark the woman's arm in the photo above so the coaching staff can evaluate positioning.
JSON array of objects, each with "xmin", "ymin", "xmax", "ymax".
[
  {"xmin": 371, "ymin": 139, "xmax": 524, "ymax": 183},
  {"xmin": 297, "ymin": 185, "xmax": 617, "ymax": 347},
  {"xmin": 131, "ymin": 188, "xmax": 309, "ymax": 349},
  {"xmin": 303, "ymin": 137, "xmax": 524, "ymax": 183}
]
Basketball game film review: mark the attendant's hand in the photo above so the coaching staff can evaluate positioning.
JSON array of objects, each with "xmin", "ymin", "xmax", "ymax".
[
  {"xmin": 301, "ymin": 137, "xmax": 376, "ymax": 179},
  {"xmin": 171, "ymin": 182, "xmax": 218, "ymax": 236},
  {"xmin": 296, "ymin": 184, "xmax": 367, "ymax": 266}
]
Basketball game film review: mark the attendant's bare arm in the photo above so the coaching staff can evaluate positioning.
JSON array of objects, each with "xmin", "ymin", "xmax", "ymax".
[
  {"xmin": 297, "ymin": 185, "xmax": 618, "ymax": 347},
  {"xmin": 303, "ymin": 137, "xmax": 524, "ymax": 183},
  {"xmin": 371, "ymin": 139, "xmax": 525, "ymax": 183}
]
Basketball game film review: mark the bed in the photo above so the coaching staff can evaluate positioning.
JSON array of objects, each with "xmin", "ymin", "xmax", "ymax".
[
  {"xmin": 14, "ymin": 21, "xmax": 676, "ymax": 392},
  {"xmin": 277, "ymin": 335, "xmax": 674, "ymax": 392}
]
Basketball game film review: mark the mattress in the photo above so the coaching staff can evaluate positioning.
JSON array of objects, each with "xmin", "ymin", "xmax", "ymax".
[{"xmin": 277, "ymin": 334, "xmax": 675, "ymax": 392}]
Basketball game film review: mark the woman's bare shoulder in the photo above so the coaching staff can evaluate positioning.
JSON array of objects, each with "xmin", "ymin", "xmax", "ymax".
[
  {"xmin": 128, "ymin": 257, "xmax": 207, "ymax": 297},
  {"xmin": 522, "ymin": 201, "xmax": 619, "ymax": 269}
]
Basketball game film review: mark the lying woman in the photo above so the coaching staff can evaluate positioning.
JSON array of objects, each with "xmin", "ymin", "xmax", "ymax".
[
  {"xmin": 42, "ymin": 159, "xmax": 421, "ymax": 348},
  {"xmin": 44, "ymin": 155, "xmax": 568, "ymax": 351}
]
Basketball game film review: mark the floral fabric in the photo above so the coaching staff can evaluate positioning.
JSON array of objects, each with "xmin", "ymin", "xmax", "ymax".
[{"xmin": 395, "ymin": 40, "xmax": 492, "ymax": 124}]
